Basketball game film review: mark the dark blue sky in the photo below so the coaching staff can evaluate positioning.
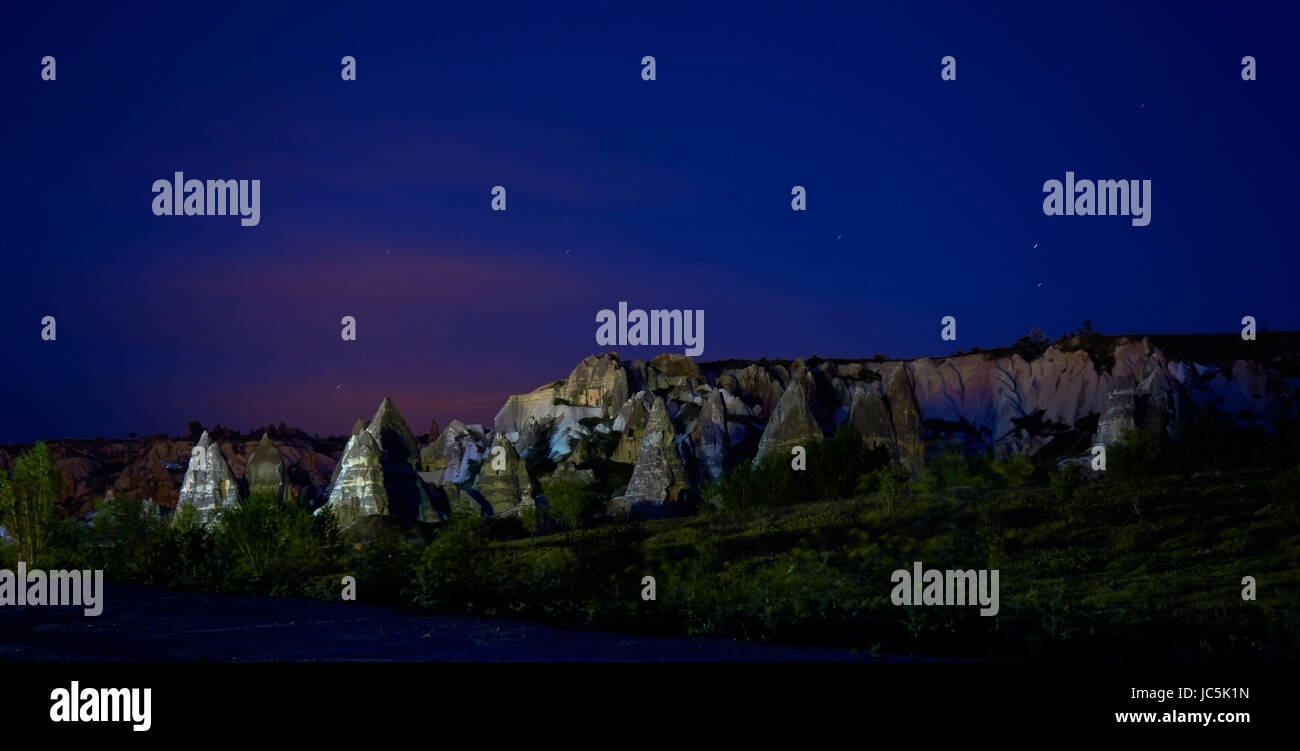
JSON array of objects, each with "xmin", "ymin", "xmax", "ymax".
[{"xmin": 2, "ymin": 1, "xmax": 1297, "ymax": 442}]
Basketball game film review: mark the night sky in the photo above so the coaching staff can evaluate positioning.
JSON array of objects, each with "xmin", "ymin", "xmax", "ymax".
[{"xmin": 3, "ymin": 1, "xmax": 1297, "ymax": 442}]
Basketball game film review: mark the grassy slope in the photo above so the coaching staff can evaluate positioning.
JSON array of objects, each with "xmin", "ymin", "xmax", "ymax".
[{"xmin": 457, "ymin": 469, "xmax": 1298, "ymax": 661}]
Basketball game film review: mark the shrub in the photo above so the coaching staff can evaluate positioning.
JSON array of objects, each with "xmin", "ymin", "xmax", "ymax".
[
  {"xmin": 990, "ymin": 454, "xmax": 1036, "ymax": 488},
  {"xmin": 1049, "ymin": 463, "xmax": 1084, "ymax": 503},
  {"xmin": 915, "ymin": 448, "xmax": 981, "ymax": 492},
  {"xmin": 91, "ymin": 495, "xmax": 173, "ymax": 584},
  {"xmin": 523, "ymin": 443, "xmax": 556, "ymax": 485},
  {"xmin": 210, "ymin": 489, "xmax": 343, "ymax": 593},
  {"xmin": 1272, "ymin": 465, "xmax": 1300, "ymax": 523},
  {"xmin": 704, "ymin": 424, "xmax": 889, "ymax": 510},
  {"xmin": 705, "ymin": 458, "xmax": 761, "ymax": 510},
  {"xmin": 407, "ymin": 514, "xmax": 495, "ymax": 610}
]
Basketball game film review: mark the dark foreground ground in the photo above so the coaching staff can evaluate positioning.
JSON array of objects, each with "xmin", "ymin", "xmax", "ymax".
[{"xmin": 0, "ymin": 582, "xmax": 886, "ymax": 662}]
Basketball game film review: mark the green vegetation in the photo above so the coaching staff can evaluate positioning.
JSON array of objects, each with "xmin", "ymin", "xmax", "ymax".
[
  {"xmin": 523, "ymin": 442, "xmax": 555, "ymax": 485},
  {"xmin": 0, "ymin": 445, "xmax": 347, "ymax": 598},
  {"xmin": 1108, "ymin": 427, "xmax": 1169, "ymax": 514},
  {"xmin": 543, "ymin": 480, "xmax": 601, "ymax": 534},
  {"xmin": 0, "ymin": 442, "xmax": 62, "ymax": 563},
  {"xmin": 211, "ymin": 489, "xmax": 343, "ymax": 592},
  {"xmin": 912, "ymin": 449, "xmax": 1037, "ymax": 493},
  {"xmin": 1012, "ymin": 327, "xmax": 1052, "ymax": 363},
  {"xmin": 704, "ymin": 423, "xmax": 890, "ymax": 510},
  {"xmin": 396, "ymin": 417, "xmax": 1296, "ymax": 660},
  {"xmin": 399, "ymin": 465, "xmax": 1298, "ymax": 660},
  {"xmin": 7, "ymin": 408, "xmax": 1299, "ymax": 661}
]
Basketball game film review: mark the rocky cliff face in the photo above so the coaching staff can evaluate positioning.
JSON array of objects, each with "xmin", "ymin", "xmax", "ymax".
[
  {"xmin": 10, "ymin": 333, "xmax": 1298, "ymax": 523},
  {"xmin": 480, "ymin": 334, "xmax": 1298, "ymax": 512},
  {"xmin": 885, "ymin": 365, "xmax": 925, "ymax": 477}
]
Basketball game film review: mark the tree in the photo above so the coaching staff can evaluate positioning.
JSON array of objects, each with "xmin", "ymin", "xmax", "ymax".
[
  {"xmin": 410, "ymin": 513, "xmax": 494, "ymax": 608},
  {"xmin": 544, "ymin": 481, "xmax": 600, "ymax": 536},
  {"xmin": 1109, "ymin": 428, "xmax": 1168, "ymax": 515},
  {"xmin": 878, "ymin": 465, "xmax": 910, "ymax": 514},
  {"xmin": 1012, "ymin": 327, "xmax": 1052, "ymax": 363},
  {"xmin": 705, "ymin": 459, "xmax": 760, "ymax": 510},
  {"xmin": 990, "ymin": 454, "xmax": 1035, "ymax": 488},
  {"xmin": 215, "ymin": 489, "xmax": 281, "ymax": 582},
  {"xmin": 456, "ymin": 459, "xmax": 482, "ymax": 491},
  {"xmin": 0, "ymin": 442, "xmax": 64, "ymax": 562},
  {"xmin": 1049, "ymin": 463, "xmax": 1084, "ymax": 503}
]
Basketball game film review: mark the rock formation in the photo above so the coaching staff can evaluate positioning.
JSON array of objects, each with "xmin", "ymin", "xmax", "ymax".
[
  {"xmin": 650, "ymin": 352, "xmax": 703, "ymax": 382},
  {"xmin": 549, "ymin": 457, "xmax": 596, "ymax": 486},
  {"xmin": 1094, "ymin": 358, "xmax": 1190, "ymax": 446},
  {"xmin": 689, "ymin": 389, "xmax": 730, "ymax": 484},
  {"xmin": 754, "ymin": 374, "xmax": 823, "ymax": 464},
  {"xmin": 421, "ymin": 420, "xmax": 487, "ymax": 485},
  {"xmin": 325, "ymin": 429, "xmax": 386, "ymax": 526},
  {"xmin": 472, "ymin": 433, "xmax": 534, "ymax": 513},
  {"xmin": 624, "ymin": 397, "xmax": 689, "ymax": 504},
  {"xmin": 886, "ymin": 365, "xmax": 925, "ymax": 477},
  {"xmin": 442, "ymin": 483, "xmax": 491, "ymax": 518},
  {"xmin": 559, "ymin": 353, "xmax": 630, "ymax": 416},
  {"xmin": 111, "ymin": 441, "xmax": 187, "ymax": 511},
  {"xmin": 612, "ymin": 392, "xmax": 653, "ymax": 463},
  {"xmin": 245, "ymin": 432, "xmax": 287, "ymax": 501},
  {"xmin": 13, "ymin": 332, "xmax": 1300, "ymax": 520},
  {"xmin": 177, "ymin": 431, "xmax": 241, "ymax": 522},
  {"xmin": 1096, "ymin": 387, "xmax": 1137, "ymax": 446},
  {"xmin": 329, "ymin": 418, "xmax": 370, "ymax": 491},
  {"xmin": 848, "ymin": 381, "xmax": 898, "ymax": 461},
  {"xmin": 514, "ymin": 416, "xmax": 547, "ymax": 458},
  {"xmin": 326, "ymin": 397, "xmax": 436, "ymax": 526}
]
